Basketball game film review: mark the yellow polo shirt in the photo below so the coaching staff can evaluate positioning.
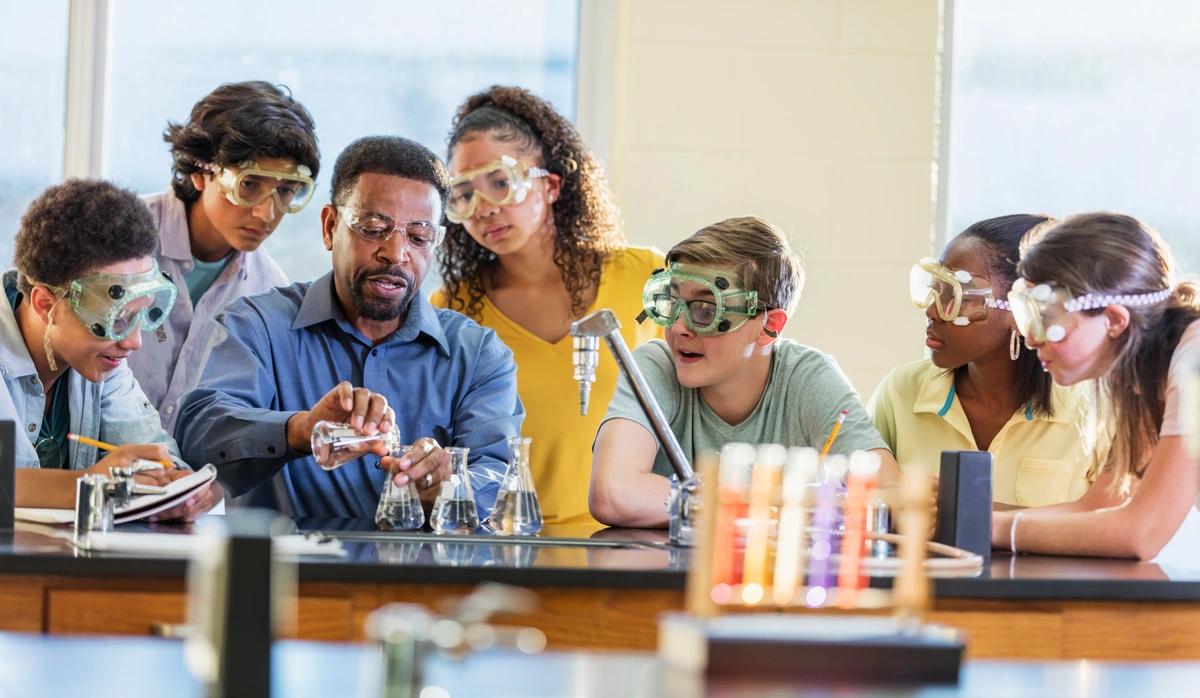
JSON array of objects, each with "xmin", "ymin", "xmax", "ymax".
[
  {"xmin": 431, "ymin": 246, "xmax": 665, "ymax": 526},
  {"xmin": 867, "ymin": 359, "xmax": 1092, "ymax": 507}
]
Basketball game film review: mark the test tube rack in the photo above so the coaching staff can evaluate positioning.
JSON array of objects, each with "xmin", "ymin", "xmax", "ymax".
[{"xmin": 659, "ymin": 445, "xmax": 969, "ymax": 685}]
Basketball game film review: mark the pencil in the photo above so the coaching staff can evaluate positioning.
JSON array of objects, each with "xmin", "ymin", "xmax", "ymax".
[
  {"xmin": 67, "ymin": 433, "xmax": 174, "ymax": 470},
  {"xmin": 819, "ymin": 409, "xmax": 849, "ymax": 457}
]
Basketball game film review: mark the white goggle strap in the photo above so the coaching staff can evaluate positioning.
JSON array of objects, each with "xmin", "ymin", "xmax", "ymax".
[{"xmin": 1063, "ymin": 288, "xmax": 1172, "ymax": 312}]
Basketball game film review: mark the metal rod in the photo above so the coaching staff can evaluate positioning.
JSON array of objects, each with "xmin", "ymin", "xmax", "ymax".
[{"xmin": 603, "ymin": 327, "xmax": 695, "ymax": 482}]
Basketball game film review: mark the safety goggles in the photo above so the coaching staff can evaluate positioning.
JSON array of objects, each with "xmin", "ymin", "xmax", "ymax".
[
  {"xmin": 446, "ymin": 155, "xmax": 550, "ymax": 224},
  {"xmin": 909, "ymin": 257, "xmax": 1009, "ymax": 326},
  {"xmin": 336, "ymin": 206, "xmax": 446, "ymax": 250},
  {"xmin": 1007, "ymin": 278, "xmax": 1172, "ymax": 343},
  {"xmin": 637, "ymin": 263, "xmax": 760, "ymax": 335},
  {"xmin": 207, "ymin": 161, "xmax": 315, "ymax": 214},
  {"xmin": 48, "ymin": 263, "xmax": 177, "ymax": 341}
]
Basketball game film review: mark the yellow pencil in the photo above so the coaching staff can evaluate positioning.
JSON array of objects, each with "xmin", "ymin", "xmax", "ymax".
[
  {"xmin": 67, "ymin": 433, "xmax": 175, "ymax": 470},
  {"xmin": 819, "ymin": 409, "xmax": 849, "ymax": 457}
]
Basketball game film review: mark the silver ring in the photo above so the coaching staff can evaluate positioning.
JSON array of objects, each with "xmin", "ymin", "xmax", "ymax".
[{"xmin": 424, "ymin": 473, "xmax": 434, "ymax": 488}]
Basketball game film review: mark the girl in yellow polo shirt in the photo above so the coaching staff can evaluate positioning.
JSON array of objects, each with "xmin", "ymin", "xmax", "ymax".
[
  {"xmin": 432, "ymin": 86, "xmax": 663, "ymax": 526},
  {"xmin": 868, "ymin": 214, "xmax": 1098, "ymax": 508}
]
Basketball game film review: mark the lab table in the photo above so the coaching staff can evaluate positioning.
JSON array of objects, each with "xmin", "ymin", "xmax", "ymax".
[{"xmin": 0, "ymin": 519, "xmax": 1198, "ymax": 659}]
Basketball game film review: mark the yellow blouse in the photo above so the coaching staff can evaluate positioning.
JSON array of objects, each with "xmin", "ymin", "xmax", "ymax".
[
  {"xmin": 431, "ymin": 246, "xmax": 665, "ymax": 525},
  {"xmin": 868, "ymin": 359, "xmax": 1092, "ymax": 507}
]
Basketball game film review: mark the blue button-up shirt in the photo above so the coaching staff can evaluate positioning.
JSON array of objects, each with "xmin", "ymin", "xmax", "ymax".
[
  {"xmin": 0, "ymin": 271, "xmax": 176, "ymax": 469},
  {"xmin": 175, "ymin": 272, "xmax": 523, "ymax": 519}
]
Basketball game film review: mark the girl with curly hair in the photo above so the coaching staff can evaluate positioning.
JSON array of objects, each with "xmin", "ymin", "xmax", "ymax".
[{"xmin": 432, "ymin": 86, "xmax": 663, "ymax": 526}]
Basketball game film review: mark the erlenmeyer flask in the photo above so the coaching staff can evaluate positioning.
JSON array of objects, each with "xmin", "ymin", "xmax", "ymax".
[
  {"xmin": 486, "ymin": 436, "xmax": 543, "ymax": 535},
  {"xmin": 375, "ymin": 445, "xmax": 425, "ymax": 531},
  {"xmin": 311, "ymin": 420, "xmax": 400, "ymax": 471},
  {"xmin": 429, "ymin": 447, "xmax": 479, "ymax": 534}
]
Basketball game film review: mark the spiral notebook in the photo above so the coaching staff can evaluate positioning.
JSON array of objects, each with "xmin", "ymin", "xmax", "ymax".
[{"xmin": 16, "ymin": 464, "xmax": 218, "ymax": 525}]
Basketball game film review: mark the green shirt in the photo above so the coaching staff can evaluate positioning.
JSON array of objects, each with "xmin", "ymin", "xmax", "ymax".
[
  {"xmin": 184, "ymin": 255, "xmax": 230, "ymax": 306},
  {"xmin": 602, "ymin": 339, "xmax": 888, "ymax": 478}
]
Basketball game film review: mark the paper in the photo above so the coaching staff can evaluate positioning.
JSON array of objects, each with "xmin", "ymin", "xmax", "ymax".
[
  {"xmin": 75, "ymin": 531, "xmax": 346, "ymax": 557},
  {"xmin": 15, "ymin": 464, "xmax": 218, "ymax": 526},
  {"xmin": 114, "ymin": 464, "xmax": 217, "ymax": 523}
]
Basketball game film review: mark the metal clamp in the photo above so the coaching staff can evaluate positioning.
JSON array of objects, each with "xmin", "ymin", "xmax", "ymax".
[{"xmin": 73, "ymin": 467, "xmax": 167, "ymax": 545}]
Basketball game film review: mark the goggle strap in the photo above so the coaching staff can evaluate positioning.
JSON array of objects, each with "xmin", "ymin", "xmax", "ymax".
[
  {"xmin": 987, "ymin": 299, "xmax": 1011, "ymax": 311},
  {"xmin": 1064, "ymin": 288, "xmax": 1172, "ymax": 312},
  {"xmin": 527, "ymin": 167, "xmax": 550, "ymax": 178}
]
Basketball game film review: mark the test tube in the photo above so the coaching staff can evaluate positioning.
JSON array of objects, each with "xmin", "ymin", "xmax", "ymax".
[
  {"xmin": 741, "ymin": 444, "xmax": 785, "ymax": 605},
  {"xmin": 805, "ymin": 454, "xmax": 846, "ymax": 608},
  {"xmin": 710, "ymin": 443, "xmax": 754, "ymax": 605},
  {"xmin": 773, "ymin": 448, "xmax": 818, "ymax": 605},
  {"xmin": 836, "ymin": 451, "xmax": 881, "ymax": 609}
]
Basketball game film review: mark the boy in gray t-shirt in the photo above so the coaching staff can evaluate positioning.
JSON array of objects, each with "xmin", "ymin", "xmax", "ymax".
[{"xmin": 591, "ymin": 216, "xmax": 895, "ymax": 528}]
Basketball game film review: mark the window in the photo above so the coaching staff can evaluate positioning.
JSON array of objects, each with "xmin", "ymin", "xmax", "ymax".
[
  {"xmin": 0, "ymin": 3, "xmax": 69, "ymax": 266},
  {"xmin": 101, "ymin": 0, "xmax": 579, "ymax": 282},
  {"xmin": 945, "ymin": 1, "xmax": 1200, "ymax": 271}
]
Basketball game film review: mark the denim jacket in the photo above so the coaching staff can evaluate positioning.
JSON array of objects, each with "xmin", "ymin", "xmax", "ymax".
[{"xmin": 0, "ymin": 271, "xmax": 176, "ymax": 470}]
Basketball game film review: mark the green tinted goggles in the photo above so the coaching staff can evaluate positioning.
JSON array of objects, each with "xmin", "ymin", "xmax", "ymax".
[
  {"xmin": 637, "ymin": 263, "xmax": 760, "ymax": 335},
  {"xmin": 51, "ymin": 263, "xmax": 177, "ymax": 341}
]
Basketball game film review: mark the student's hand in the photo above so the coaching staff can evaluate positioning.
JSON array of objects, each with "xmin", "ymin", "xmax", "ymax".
[
  {"xmin": 286, "ymin": 381, "xmax": 396, "ymax": 454},
  {"xmin": 381, "ymin": 437, "xmax": 450, "ymax": 507},
  {"xmin": 85, "ymin": 444, "xmax": 174, "ymax": 486},
  {"xmin": 148, "ymin": 476, "xmax": 225, "ymax": 523}
]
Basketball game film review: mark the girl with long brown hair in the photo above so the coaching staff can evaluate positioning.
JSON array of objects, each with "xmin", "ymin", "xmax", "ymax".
[
  {"xmin": 994, "ymin": 212, "xmax": 1200, "ymax": 560},
  {"xmin": 432, "ymin": 86, "xmax": 664, "ymax": 526}
]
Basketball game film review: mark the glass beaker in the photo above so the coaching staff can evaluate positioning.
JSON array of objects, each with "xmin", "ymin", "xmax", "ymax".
[
  {"xmin": 375, "ymin": 446, "xmax": 426, "ymax": 531},
  {"xmin": 311, "ymin": 420, "xmax": 400, "ymax": 471},
  {"xmin": 485, "ymin": 436, "xmax": 543, "ymax": 536},
  {"xmin": 429, "ymin": 447, "xmax": 479, "ymax": 534}
]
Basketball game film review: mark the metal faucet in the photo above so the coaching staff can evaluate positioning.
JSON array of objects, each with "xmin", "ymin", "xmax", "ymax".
[{"xmin": 570, "ymin": 310, "xmax": 694, "ymax": 482}]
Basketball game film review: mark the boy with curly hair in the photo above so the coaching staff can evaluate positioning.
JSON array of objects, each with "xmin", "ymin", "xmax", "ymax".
[{"xmin": 5, "ymin": 179, "xmax": 219, "ymax": 517}]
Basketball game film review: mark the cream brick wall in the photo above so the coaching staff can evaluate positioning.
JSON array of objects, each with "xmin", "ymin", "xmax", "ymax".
[{"xmin": 586, "ymin": 0, "xmax": 942, "ymax": 397}]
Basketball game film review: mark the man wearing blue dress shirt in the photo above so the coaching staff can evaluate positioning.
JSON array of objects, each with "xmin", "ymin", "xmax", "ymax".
[{"xmin": 176, "ymin": 135, "xmax": 523, "ymax": 519}]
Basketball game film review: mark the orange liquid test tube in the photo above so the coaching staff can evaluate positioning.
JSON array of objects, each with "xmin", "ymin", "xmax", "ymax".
[
  {"xmin": 836, "ymin": 451, "xmax": 881, "ymax": 609},
  {"xmin": 711, "ymin": 443, "xmax": 754, "ymax": 605}
]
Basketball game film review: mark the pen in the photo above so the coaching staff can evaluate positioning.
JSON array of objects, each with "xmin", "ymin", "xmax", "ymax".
[{"xmin": 67, "ymin": 433, "xmax": 174, "ymax": 470}]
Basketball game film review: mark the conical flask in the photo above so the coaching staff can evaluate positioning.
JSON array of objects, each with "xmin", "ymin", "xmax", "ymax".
[
  {"xmin": 311, "ymin": 420, "xmax": 400, "ymax": 471},
  {"xmin": 486, "ymin": 436, "xmax": 543, "ymax": 535},
  {"xmin": 375, "ymin": 445, "xmax": 426, "ymax": 531},
  {"xmin": 429, "ymin": 447, "xmax": 479, "ymax": 534}
]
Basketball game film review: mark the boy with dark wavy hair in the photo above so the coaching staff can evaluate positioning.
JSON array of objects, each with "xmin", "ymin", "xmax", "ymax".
[{"xmin": 130, "ymin": 81, "xmax": 320, "ymax": 432}]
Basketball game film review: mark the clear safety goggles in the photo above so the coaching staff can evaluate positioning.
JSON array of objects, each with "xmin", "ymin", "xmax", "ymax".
[
  {"xmin": 637, "ymin": 263, "xmax": 760, "ymax": 335},
  {"xmin": 909, "ymin": 257, "xmax": 1009, "ymax": 326},
  {"xmin": 1007, "ymin": 278, "xmax": 1172, "ymax": 343},
  {"xmin": 335, "ymin": 206, "xmax": 445, "ymax": 250},
  {"xmin": 446, "ymin": 155, "xmax": 550, "ymax": 224},
  {"xmin": 207, "ymin": 160, "xmax": 315, "ymax": 214},
  {"xmin": 48, "ymin": 263, "xmax": 177, "ymax": 341}
]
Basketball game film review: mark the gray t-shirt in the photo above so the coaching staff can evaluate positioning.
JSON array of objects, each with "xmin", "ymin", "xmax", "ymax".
[{"xmin": 602, "ymin": 339, "xmax": 888, "ymax": 478}]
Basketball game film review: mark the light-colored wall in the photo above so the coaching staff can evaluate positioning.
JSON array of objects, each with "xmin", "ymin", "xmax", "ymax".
[{"xmin": 581, "ymin": 0, "xmax": 942, "ymax": 397}]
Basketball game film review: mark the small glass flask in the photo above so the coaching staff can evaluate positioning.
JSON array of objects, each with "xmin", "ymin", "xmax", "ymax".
[
  {"xmin": 311, "ymin": 420, "xmax": 400, "ymax": 471},
  {"xmin": 376, "ymin": 445, "xmax": 426, "ymax": 531},
  {"xmin": 485, "ymin": 436, "xmax": 543, "ymax": 536},
  {"xmin": 429, "ymin": 447, "xmax": 479, "ymax": 534}
]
